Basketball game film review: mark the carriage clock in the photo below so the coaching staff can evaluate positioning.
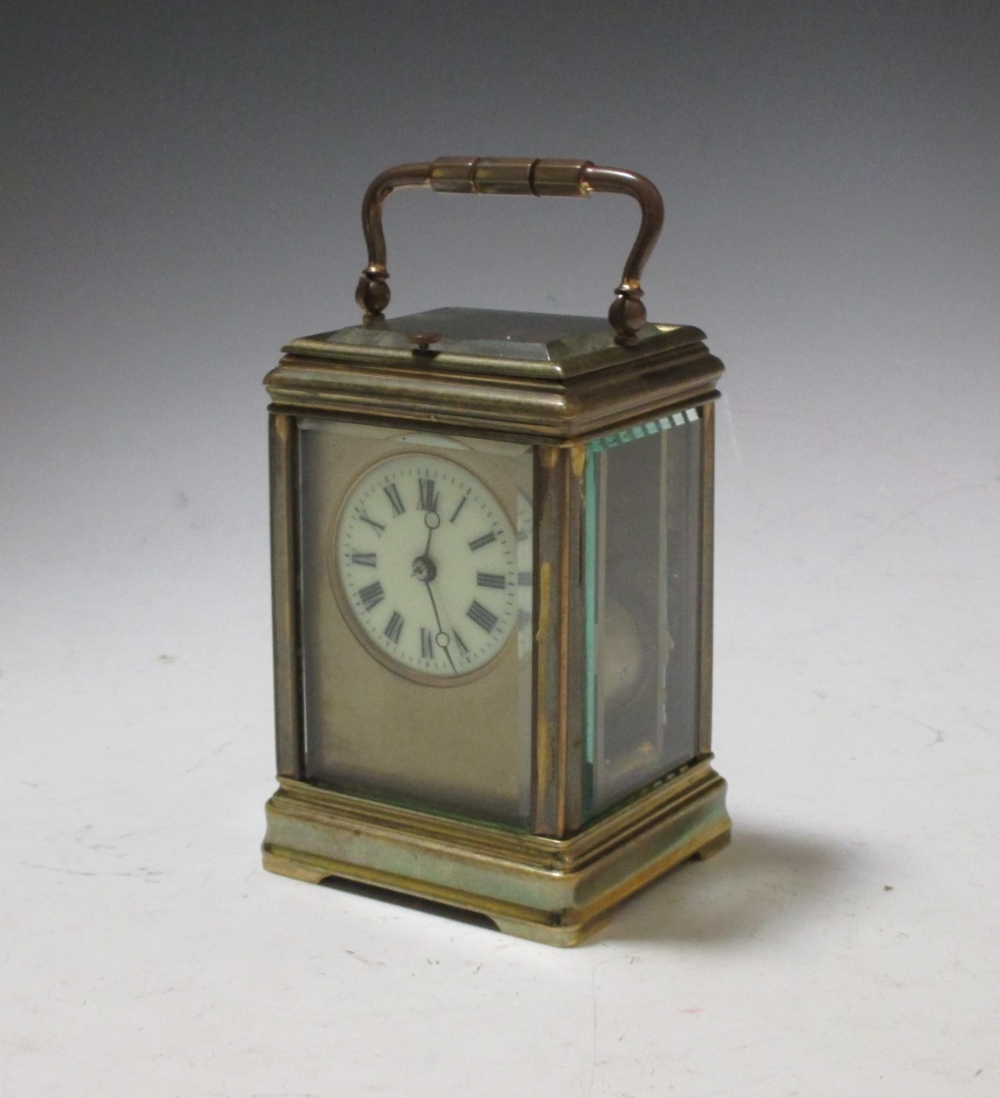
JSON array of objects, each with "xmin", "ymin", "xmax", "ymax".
[{"xmin": 262, "ymin": 157, "xmax": 731, "ymax": 945}]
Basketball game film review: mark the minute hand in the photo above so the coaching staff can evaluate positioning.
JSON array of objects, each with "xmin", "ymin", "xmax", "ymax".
[
  {"xmin": 417, "ymin": 510, "xmax": 457, "ymax": 673},
  {"xmin": 424, "ymin": 580, "xmax": 456, "ymax": 673}
]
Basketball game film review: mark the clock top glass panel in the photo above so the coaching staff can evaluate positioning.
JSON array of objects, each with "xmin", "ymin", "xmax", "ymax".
[{"xmin": 283, "ymin": 307, "xmax": 706, "ymax": 379}]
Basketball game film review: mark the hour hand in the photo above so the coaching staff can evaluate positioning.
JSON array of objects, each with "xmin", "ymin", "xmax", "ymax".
[{"xmin": 422, "ymin": 508, "xmax": 440, "ymax": 556}]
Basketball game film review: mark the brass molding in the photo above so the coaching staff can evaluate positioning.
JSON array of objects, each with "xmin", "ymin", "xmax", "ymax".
[
  {"xmin": 263, "ymin": 759, "xmax": 731, "ymax": 946},
  {"xmin": 265, "ymin": 345, "xmax": 722, "ymax": 443}
]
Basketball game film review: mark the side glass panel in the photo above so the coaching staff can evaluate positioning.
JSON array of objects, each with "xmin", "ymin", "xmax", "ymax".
[
  {"xmin": 297, "ymin": 419, "xmax": 534, "ymax": 827},
  {"xmin": 584, "ymin": 409, "xmax": 705, "ymax": 819}
]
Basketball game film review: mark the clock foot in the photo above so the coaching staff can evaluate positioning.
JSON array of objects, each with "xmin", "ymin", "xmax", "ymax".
[{"xmin": 692, "ymin": 827, "xmax": 732, "ymax": 860}]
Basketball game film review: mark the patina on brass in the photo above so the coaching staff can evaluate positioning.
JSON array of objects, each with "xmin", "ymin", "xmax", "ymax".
[
  {"xmin": 264, "ymin": 758, "xmax": 729, "ymax": 947},
  {"xmin": 263, "ymin": 160, "xmax": 731, "ymax": 946}
]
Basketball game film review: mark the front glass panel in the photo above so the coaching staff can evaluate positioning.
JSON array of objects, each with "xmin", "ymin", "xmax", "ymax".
[
  {"xmin": 583, "ymin": 408, "xmax": 704, "ymax": 818},
  {"xmin": 298, "ymin": 419, "xmax": 534, "ymax": 827}
]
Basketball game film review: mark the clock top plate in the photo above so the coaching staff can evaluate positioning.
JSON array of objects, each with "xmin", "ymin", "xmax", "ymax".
[{"xmin": 283, "ymin": 307, "xmax": 707, "ymax": 380}]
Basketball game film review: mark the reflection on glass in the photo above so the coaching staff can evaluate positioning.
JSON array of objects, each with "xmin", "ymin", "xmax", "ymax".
[
  {"xmin": 297, "ymin": 419, "xmax": 534, "ymax": 827},
  {"xmin": 584, "ymin": 409, "xmax": 704, "ymax": 818}
]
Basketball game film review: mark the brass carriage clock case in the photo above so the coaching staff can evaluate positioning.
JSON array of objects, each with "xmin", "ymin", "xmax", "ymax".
[{"xmin": 262, "ymin": 158, "xmax": 730, "ymax": 945}]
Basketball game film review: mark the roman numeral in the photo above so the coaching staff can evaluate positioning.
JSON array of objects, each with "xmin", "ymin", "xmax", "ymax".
[
  {"xmin": 383, "ymin": 483, "xmax": 405, "ymax": 516},
  {"xmin": 418, "ymin": 477, "xmax": 438, "ymax": 512},
  {"xmin": 449, "ymin": 492, "xmax": 469, "ymax": 524},
  {"xmin": 477, "ymin": 572, "xmax": 506, "ymax": 590},
  {"xmin": 467, "ymin": 599, "xmax": 498, "ymax": 633},
  {"xmin": 420, "ymin": 627, "xmax": 435, "ymax": 660},
  {"xmin": 351, "ymin": 552, "xmax": 377, "ymax": 567},
  {"xmin": 468, "ymin": 531, "xmax": 497, "ymax": 552},
  {"xmin": 358, "ymin": 581, "xmax": 385, "ymax": 612},
  {"xmin": 358, "ymin": 512, "xmax": 385, "ymax": 535},
  {"xmin": 383, "ymin": 611, "xmax": 404, "ymax": 644}
]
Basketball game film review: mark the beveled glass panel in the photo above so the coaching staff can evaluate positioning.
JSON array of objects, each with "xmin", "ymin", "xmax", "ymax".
[
  {"xmin": 584, "ymin": 409, "xmax": 705, "ymax": 818},
  {"xmin": 297, "ymin": 419, "xmax": 534, "ymax": 826}
]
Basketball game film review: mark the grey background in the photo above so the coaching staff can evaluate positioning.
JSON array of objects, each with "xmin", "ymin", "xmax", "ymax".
[{"xmin": 3, "ymin": 2, "xmax": 998, "ymax": 1094}]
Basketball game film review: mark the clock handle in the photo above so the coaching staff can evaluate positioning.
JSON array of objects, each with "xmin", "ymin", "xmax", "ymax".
[{"xmin": 355, "ymin": 158, "xmax": 664, "ymax": 347}]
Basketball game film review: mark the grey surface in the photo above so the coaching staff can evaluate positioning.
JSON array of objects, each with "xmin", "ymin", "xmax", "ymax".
[{"xmin": 3, "ymin": 2, "xmax": 999, "ymax": 1095}]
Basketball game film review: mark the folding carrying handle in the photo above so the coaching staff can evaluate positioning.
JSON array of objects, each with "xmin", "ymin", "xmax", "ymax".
[{"xmin": 355, "ymin": 157, "xmax": 664, "ymax": 347}]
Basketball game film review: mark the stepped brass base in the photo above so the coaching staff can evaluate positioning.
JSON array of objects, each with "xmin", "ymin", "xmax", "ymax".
[{"xmin": 263, "ymin": 758, "xmax": 730, "ymax": 947}]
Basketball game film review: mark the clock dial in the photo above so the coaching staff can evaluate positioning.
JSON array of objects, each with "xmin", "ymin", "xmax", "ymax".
[{"xmin": 333, "ymin": 453, "xmax": 518, "ymax": 682}]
